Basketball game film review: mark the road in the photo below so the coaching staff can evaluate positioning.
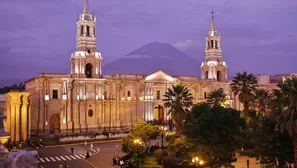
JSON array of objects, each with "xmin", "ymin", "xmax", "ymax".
[{"xmin": 37, "ymin": 141, "xmax": 123, "ymax": 168}]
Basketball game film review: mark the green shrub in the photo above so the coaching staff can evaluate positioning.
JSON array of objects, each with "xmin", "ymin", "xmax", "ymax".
[
  {"xmin": 165, "ymin": 132, "xmax": 176, "ymax": 143},
  {"xmin": 154, "ymin": 149, "xmax": 168, "ymax": 164}
]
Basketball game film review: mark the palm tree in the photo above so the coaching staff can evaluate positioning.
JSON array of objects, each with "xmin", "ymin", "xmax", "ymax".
[
  {"xmin": 251, "ymin": 88, "xmax": 272, "ymax": 117},
  {"xmin": 270, "ymin": 77, "xmax": 297, "ymax": 168},
  {"xmin": 163, "ymin": 84, "xmax": 194, "ymax": 136},
  {"xmin": 206, "ymin": 88, "xmax": 228, "ymax": 107},
  {"xmin": 231, "ymin": 72, "xmax": 257, "ymax": 114}
]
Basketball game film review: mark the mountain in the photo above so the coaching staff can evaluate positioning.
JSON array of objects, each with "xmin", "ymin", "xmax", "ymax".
[
  {"xmin": 0, "ymin": 79, "xmax": 27, "ymax": 88},
  {"xmin": 103, "ymin": 42, "xmax": 200, "ymax": 76}
]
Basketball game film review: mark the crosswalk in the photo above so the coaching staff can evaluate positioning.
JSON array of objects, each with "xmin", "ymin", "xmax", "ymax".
[{"xmin": 38, "ymin": 149, "xmax": 98, "ymax": 163}]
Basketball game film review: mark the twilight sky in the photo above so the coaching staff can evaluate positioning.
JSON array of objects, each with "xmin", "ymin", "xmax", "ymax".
[{"xmin": 0, "ymin": 0, "xmax": 297, "ymax": 81}]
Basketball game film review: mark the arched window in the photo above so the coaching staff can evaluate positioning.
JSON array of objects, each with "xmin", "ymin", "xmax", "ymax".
[
  {"xmin": 80, "ymin": 25, "xmax": 84, "ymax": 35},
  {"xmin": 215, "ymin": 41, "xmax": 218, "ymax": 49},
  {"xmin": 211, "ymin": 40, "xmax": 214, "ymax": 48},
  {"xmin": 85, "ymin": 63, "xmax": 93, "ymax": 78},
  {"xmin": 205, "ymin": 71, "xmax": 208, "ymax": 79},
  {"xmin": 86, "ymin": 26, "xmax": 90, "ymax": 36},
  {"xmin": 93, "ymin": 27, "xmax": 96, "ymax": 36},
  {"xmin": 217, "ymin": 71, "xmax": 221, "ymax": 82},
  {"xmin": 88, "ymin": 109, "xmax": 93, "ymax": 117}
]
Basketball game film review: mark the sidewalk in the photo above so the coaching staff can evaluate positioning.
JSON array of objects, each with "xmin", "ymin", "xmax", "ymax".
[{"xmin": 59, "ymin": 133, "xmax": 126, "ymax": 142}]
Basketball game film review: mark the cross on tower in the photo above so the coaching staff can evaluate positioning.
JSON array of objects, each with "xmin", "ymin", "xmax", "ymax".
[{"xmin": 211, "ymin": 10, "xmax": 214, "ymax": 18}]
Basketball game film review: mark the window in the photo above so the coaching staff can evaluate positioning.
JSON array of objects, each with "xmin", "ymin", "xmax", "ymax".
[
  {"xmin": 215, "ymin": 41, "xmax": 218, "ymax": 49},
  {"xmin": 80, "ymin": 25, "xmax": 84, "ymax": 35},
  {"xmin": 93, "ymin": 27, "xmax": 96, "ymax": 36},
  {"xmin": 86, "ymin": 26, "xmax": 90, "ymax": 36},
  {"xmin": 88, "ymin": 109, "xmax": 93, "ymax": 117},
  {"xmin": 205, "ymin": 71, "xmax": 208, "ymax": 79},
  {"xmin": 52, "ymin": 90, "xmax": 58, "ymax": 99},
  {"xmin": 156, "ymin": 90, "xmax": 160, "ymax": 100},
  {"xmin": 85, "ymin": 63, "xmax": 92, "ymax": 78},
  {"xmin": 211, "ymin": 40, "xmax": 214, "ymax": 48},
  {"xmin": 127, "ymin": 91, "xmax": 131, "ymax": 97},
  {"xmin": 103, "ymin": 91, "xmax": 107, "ymax": 99},
  {"xmin": 204, "ymin": 92, "xmax": 207, "ymax": 99}
]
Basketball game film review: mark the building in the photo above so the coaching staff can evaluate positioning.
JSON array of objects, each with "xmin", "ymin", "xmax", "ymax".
[
  {"xmin": 5, "ymin": 1, "xmax": 290, "ymax": 138},
  {"xmin": 15, "ymin": 1, "xmax": 233, "ymax": 135}
]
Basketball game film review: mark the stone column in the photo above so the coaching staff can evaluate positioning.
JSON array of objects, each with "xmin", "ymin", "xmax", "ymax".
[
  {"xmin": 5, "ymin": 96, "xmax": 11, "ymax": 133},
  {"xmin": 21, "ymin": 93, "xmax": 30, "ymax": 142},
  {"xmin": 9, "ymin": 102, "xmax": 16, "ymax": 142},
  {"xmin": 116, "ymin": 86, "xmax": 120, "ymax": 127}
]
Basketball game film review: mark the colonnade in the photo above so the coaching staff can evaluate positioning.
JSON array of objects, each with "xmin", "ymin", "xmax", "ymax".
[{"xmin": 5, "ymin": 92, "xmax": 31, "ymax": 143}]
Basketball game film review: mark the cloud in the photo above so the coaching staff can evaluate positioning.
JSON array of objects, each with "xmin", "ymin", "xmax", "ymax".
[{"xmin": 173, "ymin": 40, "xmax": 200, "ymax": 51}]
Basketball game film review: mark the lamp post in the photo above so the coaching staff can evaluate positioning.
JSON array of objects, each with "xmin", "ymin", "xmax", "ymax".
[
  {"xmin": 160, "ymin": 126, "xmax": 167, "ymax": 149},
  {"xmin": 192, "ymin": 156, "xmax": 204, "ymax": 168},
  {"xmin": 133, "ymin": 139, "xmax": 142, "ymax": 168}
]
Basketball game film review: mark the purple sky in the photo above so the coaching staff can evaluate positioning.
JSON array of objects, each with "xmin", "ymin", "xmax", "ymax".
[{"xmin": 0, "ymin": 0, "xmax": 297, "ymax": 80}]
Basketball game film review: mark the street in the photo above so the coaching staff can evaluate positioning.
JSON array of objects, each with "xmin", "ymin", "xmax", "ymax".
[{"xmin": 37, "ymin": 141, "xmax": 124, "ymax": 168}]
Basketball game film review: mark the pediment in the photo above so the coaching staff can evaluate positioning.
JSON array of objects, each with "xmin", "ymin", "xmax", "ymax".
[{"xmin": 145, "ymin": 70, "xmax": 176, "ymax": 82}]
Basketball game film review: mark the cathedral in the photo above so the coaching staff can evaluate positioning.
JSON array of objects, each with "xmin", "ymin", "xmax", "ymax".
[{"xmin": 6, "ymin": 0, "xmax": 240, "ymax": 137}]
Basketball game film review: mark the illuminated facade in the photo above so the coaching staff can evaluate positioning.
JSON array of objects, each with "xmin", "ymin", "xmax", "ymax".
[{"xmin": 22, "ymin": 1, "xmax": 238, "ymax": 135}]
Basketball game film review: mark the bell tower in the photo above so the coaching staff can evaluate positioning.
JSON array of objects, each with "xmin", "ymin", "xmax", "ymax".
[
  {"xmin": 201, "ymin": 11, "xmax": 227, "ymax": 82},
  {"xmin": 70, "ymin": 0, "xmax": 103, "ymax": 78}
]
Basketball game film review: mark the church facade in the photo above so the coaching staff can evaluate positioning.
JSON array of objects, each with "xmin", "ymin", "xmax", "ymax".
[{"xmin": 21, "ymin": 1, "xmax": 238, "ymax": 135}]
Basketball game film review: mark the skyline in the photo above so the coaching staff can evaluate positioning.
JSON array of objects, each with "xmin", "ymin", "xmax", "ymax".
[{"xmin": 0, "ymin": 0, "xmax": 297, "ymax": 81}]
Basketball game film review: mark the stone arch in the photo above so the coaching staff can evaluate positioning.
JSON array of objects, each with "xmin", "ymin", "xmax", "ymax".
[
  {"xmin": 205, "ymin": 71, "xmax": 208, "ymax": 79},
  {"xmin": 49, "ymin": 113, "xmax": 60, "ymax": 134},
  {"xmin": 154, "ymin": 104, "xmax": 165, "ymax": 122},
  {"xmin": 80, "ymin": 25, "xmax": 84, "ymax": 35},
  {"xmin": 85, "ymin": 63, "xmax": 93, "ymax": 78},
  {"xmin": 217, "ymin": 71, "xmax": 221, "ymax": 82},
  {"xmin": 86, "ymin": 25, "xmax": 90, "ymax": 36}
]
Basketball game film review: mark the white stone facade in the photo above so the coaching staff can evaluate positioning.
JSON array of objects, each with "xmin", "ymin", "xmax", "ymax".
[{"xmin": 23, "ymin": 1, "xmax": 239, "ymax": 135}]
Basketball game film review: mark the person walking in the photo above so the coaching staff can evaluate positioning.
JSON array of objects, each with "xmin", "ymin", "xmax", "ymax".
[
  {"xmin": 246, "ymin": 159, "xmax": 250, "ymax": 168},
  {"xmin": 59, "ymin": 163, "xmax": 62, "ymax": 168},
  {"xmin": 71, "ymin": 147, "xmax": 74, "ymax": 155},
  {"xmin": 86, "ymin": 150, "xmax": 90, "ymax": 158},
  {"xmin": 63, "ymin": 162, "xmax": 68, "ymax": 168}
]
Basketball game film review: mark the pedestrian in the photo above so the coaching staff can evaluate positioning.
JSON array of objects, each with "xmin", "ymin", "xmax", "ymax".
[
  {"xmin": 246, "ymin": 159, "xmax": 250, "ymax": 168},
  {"xmin": 112, "ymin": 156, "xmax": 116, "ymax": 165},
  {"xmin": 97, "ymin": 147, "xmax": 100, "ymax": 152},
  {"xmin": 86, "ymin": 150, "xmax": 90, "ymax": 159},
  {"xmin": 63, "ymin": 162, "xmax": 68, "ymax": 168},
  {"xmin": 90, "ymin": 144, "xmax": 93, "ymax": 148},
  {"xmin": 84, "ymin": 141, "xmax": 87, "ymax": 145},
  {"xmin": 59, "ymin": 163, "xmax": 62, "ymax": 168},
  {"xmin": 71, "ymin": 147, "xmax": 74, "ymax": 155},
  {"xmin": 119, "ymin": 160, "xmax": 124, "ymax": 168}
]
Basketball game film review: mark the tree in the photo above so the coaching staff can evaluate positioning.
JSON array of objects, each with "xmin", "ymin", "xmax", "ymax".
[
  {"xmin": 206, "ymin": 88, "xmax": 228, "ymax": 107},
  {"xmin": 270, "ymin": 77, "xmax": 297, "ymax": 168},
  {"xmin": 251, "ymin": 88, "xmax": 272, "ymax": 117},
  {"xmin": 122, "ymin": 120, "xmax": 160, "ymax": 155},
  {"xmin": 183, "ymin": 103, "xmax": 247, "ymax": 167},
  {"xmin": 131, "ymin": 120, "xmax": 161, "ymax": 151},
  {"xmin": 231, "ymin": 72, "xmax": 257, "ymax": 114},
  {"xmin": 163, "ymin": 84, "xmax": 194, "ymax": 136},
  {"xmin": 250, "ymin": 117, "xmax": 294, "ymax": 167}
]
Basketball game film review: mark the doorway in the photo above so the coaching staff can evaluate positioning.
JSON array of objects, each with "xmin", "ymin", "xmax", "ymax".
[
  {"xmin": 154, "ymin": 105, "xmax": 164, "ymax": 122},
  {"xmin": 50, "ymin": 113, "xmax": 60, "ymax": 134}
]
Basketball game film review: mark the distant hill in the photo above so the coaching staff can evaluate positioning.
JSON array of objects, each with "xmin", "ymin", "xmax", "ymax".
[
  {"xmin": 103, "ymin": 42, "xmax": 200, "ymax": 76},
  {"xmin": 0, "ymin": 79, "xmax": 27, "ymax": 88}
]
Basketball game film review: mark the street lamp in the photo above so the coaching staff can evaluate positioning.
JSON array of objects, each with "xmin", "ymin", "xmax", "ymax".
[
  {"xmin": 133, "ymin": 139, "xmax": 142, "ymax": 168},
  {"xmin": 192, "ymin": 156, "xmax": 204, "ymax": 168},
  {"xmin": 160, "ymin": 126, "xmax": 167, "ymax": 149}
]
